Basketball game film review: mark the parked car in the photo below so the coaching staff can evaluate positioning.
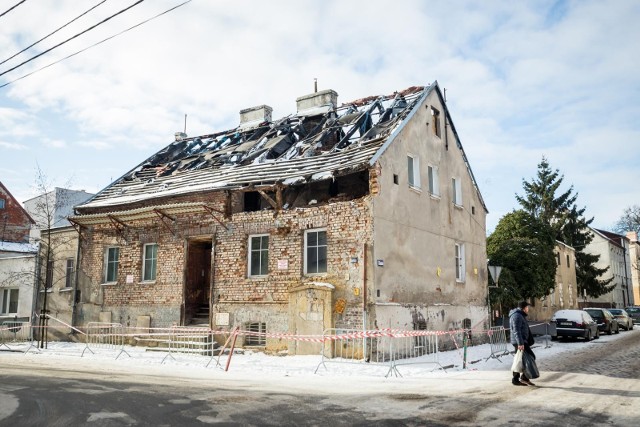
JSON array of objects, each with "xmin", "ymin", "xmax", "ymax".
[
  {"xmin": 609, "ymin": 308, "xmax": 634, "ymax": 330},
  {"xmin": 625, "ymin": 306, "xmax": 640, "ymax": 325},
  {"xmin": 583, "ymin": 308, "xmax": 619, "ymax": 335},
  {"xmin": 552, "ymin": 309, "xmax": 599, "ymax": 341}
]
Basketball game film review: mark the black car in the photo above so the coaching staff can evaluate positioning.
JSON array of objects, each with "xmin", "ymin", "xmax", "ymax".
[
  {"xmin": 584, "ymin": 308, "xmax": 619, "ymax": 335},
  {"xmin": 625, "ymin": 306, "xmax": 640, "ymax": 325},
  {"xmin": 552, "ymin": 309, "xmax": 599, "ymax": 341}
]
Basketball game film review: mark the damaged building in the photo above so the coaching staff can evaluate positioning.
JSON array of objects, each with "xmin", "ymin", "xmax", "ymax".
[{"xmin": 70, "ymin": 81, "xmax": 488, "ymax": 354}]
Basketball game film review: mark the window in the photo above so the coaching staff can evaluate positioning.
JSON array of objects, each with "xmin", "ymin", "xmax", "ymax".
[
  {"xmin": 455, "ymin": 243, "xmax": 465, "ymax": 282},
  {"xmin": 65, "ymin": 258, "xmax": 75, "ymax": 288},
  {"xmin": 305, "ymin": 229, "xmax": 327, "ymax": 274},
  {"xmin": 566, "ymin": 254, "xmax": 570, "ymax": 267},
  {"xmin": 452, "ymin": 177, "xmax": 462, "ymax": 206},
  {"xmin": 0, "ymin": 198, "xmax": 5, "ymax": 209},
  {"xmin": 142, "ymin": 244, "xmax": 158, "ymax": 282},
  {"xmin": 427, "ymin": 165, "xmax": 439, "ymax": 196},
  {"xmin": 1, "ymin": 288, "xmax": 19, "ymax": 314},
  {"xmin": 104, "ymin": 247, "xmax": 119, "ymax": 283},
  {"xmin": 245, "ymin": 322, "xmax": 266, "ymax": 346},
  {"xmin": 407, "ymin": 155, "xmax": 420, "ymax": 188},
  {"xmin": 431, "ymin": 107, "xmax": 441, "ymax": 137},
  {"xmin": 393, "ymin": 174, "xmax": 399, "ymax": 185},
  {"xmin": 556, "ymin": 252, "xmax": 561, "ymax": 266},
  {"xmin": 45, "ymin": 260, "xmax": 54, "ymax": 289},
  {"xmin": 248, "ymin": 235, "xmax": 269, "ymax": 277}
]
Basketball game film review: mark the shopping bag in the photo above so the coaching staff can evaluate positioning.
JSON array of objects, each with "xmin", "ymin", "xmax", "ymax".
[
  {"xmin": 510, "ymin": 349, "xmax": 523, "ymax": 373},
  {"xmin": 522, "ymin": 350, "xmax": 540, "ymax": 379}
]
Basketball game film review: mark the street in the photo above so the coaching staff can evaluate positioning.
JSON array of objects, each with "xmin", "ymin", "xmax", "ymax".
[{"xmin": 0, "ymin": 330, "xmax": 639, "ymax": 426}]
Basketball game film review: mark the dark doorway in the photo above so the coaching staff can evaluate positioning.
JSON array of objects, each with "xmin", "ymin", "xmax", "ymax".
[{"xmin": 184, "ymin": 239, "xmax": 213, "ymax": 325}]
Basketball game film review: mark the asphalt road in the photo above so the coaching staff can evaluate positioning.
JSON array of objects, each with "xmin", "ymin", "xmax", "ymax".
[{"xmin": 1, "ymin": 330, "xmax": 639, "ymax": 426}]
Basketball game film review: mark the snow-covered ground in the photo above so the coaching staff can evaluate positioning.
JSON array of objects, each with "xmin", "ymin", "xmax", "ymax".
[{"xmin": 2, "ymin": 330, "xmax": 632, "ymax": 384}]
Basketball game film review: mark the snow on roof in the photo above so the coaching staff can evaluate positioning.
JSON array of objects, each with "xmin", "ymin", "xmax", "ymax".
[
  {"xmin": 0, "ymin": 241, "xmax": 37, "ymax": 253},
  {"xmin": 77, "ymin": 86, "xmax": 428, "ymax": 211}
]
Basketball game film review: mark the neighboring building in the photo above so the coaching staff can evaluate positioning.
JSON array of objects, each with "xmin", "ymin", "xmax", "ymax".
[
  {"xmin": 581, "ymin": 228, "xmax": 632, "ymax": 308},
  {"xmin": 529, "ymin": 241, "xmax": 578, "ymax": 321},
  {"xmin": 626, "ymin": 231, "xmax": 639, "ymax": 306},
  {"xmin": 23, "ymin": 188, "xmax": 93, "ymax": 337},
  {"xmin": 23, "ymin": 188, "xmax": 95, "ymax": 240},
  {"xmin": 71, "ymin": 82, "xmax": 489, "ymax": 354},
  {"xmin": 0, "ymin": 182, "xmax": 37, "ymax": 323}
]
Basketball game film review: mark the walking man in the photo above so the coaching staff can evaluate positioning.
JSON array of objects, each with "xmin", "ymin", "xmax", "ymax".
[{"xmin": 509, "ymin": 300, "xmax": 536, "ymax": 386}]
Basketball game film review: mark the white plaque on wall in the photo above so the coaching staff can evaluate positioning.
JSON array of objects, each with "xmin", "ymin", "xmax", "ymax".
[
  {"xmin": 216, "ymin": 312, "xmax": 230, "ymax": 326},
  {"xmin": 126, "ymin": 275, "xmax": 134, "ymax": 283},
  {"xmin": 277, "ymin": 259, "xmax": 288, "ymax": 270}
]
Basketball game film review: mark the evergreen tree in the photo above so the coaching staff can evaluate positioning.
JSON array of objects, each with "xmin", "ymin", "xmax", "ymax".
[
  {"xmin": 515, "ymin": 156, "xmax": 576, "ymax": 240},
  {"xmin": 487, "ymin": 210, "xmax": 557, "ymax": 313},
  {"xmin": 517, "ymin": 157, "xmax": 613, "ymax": 299}
]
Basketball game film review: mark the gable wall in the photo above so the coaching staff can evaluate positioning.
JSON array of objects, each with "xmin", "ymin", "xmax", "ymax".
[{"xmin": 370, "ymin": 89, "xmax": 488, "ymax": 332}]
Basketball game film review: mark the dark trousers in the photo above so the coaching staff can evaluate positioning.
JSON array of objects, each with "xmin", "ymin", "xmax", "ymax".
[{"xmin": 512, "ymin": 344, "xmax": 535, "ymax": 382}]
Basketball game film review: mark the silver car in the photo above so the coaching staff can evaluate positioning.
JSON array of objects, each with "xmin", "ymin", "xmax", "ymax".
[{"xmin": 609, "ymin": 308, "xmax": 634, "ymax": 330}]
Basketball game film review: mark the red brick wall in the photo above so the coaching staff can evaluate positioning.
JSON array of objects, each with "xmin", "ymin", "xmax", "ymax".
[
  {"xmin": 0, "ymin": 185, "xmax": 33, "ymax": 243},
  {"xmin": 78, "ymin": 190, "xmax": 373, "ymax": 327}
]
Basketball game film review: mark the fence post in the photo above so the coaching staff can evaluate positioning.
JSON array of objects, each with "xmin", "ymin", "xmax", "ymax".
[{"xmin": 462, "ymin": 331, "xmax": 468, "ymax": 369}]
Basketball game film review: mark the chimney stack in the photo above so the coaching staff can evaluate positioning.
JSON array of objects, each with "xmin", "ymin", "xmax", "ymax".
[
  {"xmin": 296, "ymin": 89, "xmax": 338, "ymax": 115},
  {"xmin": 239, "ymin": 105, "xmax": 273, "ymax": 128}
]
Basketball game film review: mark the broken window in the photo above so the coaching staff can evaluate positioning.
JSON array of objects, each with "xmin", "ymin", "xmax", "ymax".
[
  {"xmin": 245, "ymin": 322, "xmax": 266, "ymax": 346},
  {"xmin": 431, "ymin": 107, "xmax": 441, "ymax": 138},
  {"xmin": 104, "ymin": 247, "xmax": 119, "ymax": 283},
  {"xmin": 243, "ymin": 191, "xmax": 261, "ymax": 212},
  {"xmin": 248, "ymin": 235, "xmax": 269, "ymax": 277},
  {"xmin": 142, "ymin": 243, "xmax": 158, "ymax": 282},
  {"xmin": 305, "ymin": 229, "xmax": 327, "ymax": 274}
]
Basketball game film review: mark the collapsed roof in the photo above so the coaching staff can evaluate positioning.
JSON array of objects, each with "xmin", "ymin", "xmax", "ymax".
[{"xmin": 76, "ymin": 82, "xmax": 486, "ymax": 214}]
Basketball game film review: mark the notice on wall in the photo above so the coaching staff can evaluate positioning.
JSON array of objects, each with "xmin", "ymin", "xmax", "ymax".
[
  {"xmin": 126, "ymin": 275, "xmax": 134, "ymax": 284},
  {"xmin": 216, "ymin": 312, "xmax": 230, "ymax": 326},
  {"xmin": 277, "ymin": 259, "xmax": 288, "ymax": 270}
]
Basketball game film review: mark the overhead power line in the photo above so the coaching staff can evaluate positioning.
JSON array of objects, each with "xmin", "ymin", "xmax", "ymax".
[
  {"xmin": 0, "ymin": 0, "xmax": 145, "ymax": 78},
  {"xmin": 0, "ymin": 0, "xmax": 109, "ymax": 67},
  {"xmin": 0, "ymin": 0, "xmax": 192, "ymax": 89},
  {"xmin": 0, "ymin": 0, "xmax": 27, "ymax": 19}
]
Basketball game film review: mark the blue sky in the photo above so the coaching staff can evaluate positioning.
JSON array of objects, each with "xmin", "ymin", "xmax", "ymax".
[{"xmin": 1, "ymin": 0, "xmax": 638, "ymax": 233}]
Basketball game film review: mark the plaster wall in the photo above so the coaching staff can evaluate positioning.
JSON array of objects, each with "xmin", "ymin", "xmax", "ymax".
[
  {"xmin": 0, "ymin": 254, "xmax": 36, "ymax": 321},
  {"xmin": 370, "ymin": 89, "xmax": 488, "ymax": 331}
]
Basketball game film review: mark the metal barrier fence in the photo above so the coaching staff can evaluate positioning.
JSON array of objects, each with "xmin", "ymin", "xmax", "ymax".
[
  {"xmin": 314, "ymin": 328, "xmax": 390, "ymax": 374},
  {"xmin": 161, "ymin": 326, "xmax": 216, "ymax": 364},
  {"xmin": 485, "ymin": 326, "xmax": 510, "ymax": 361},
  {"xmin": 386, "ymin": 331, "xmax": 443, "ymax": 376},
  {"xmin": 81, "ymin": 322, "xmax": 130, "ymax": 359},
  {"xmin": 0, "ymin": 321, "xmax": 39, "ymax": 354}
]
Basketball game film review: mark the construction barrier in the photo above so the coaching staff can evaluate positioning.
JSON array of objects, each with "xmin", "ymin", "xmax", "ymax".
[
  {"xmin": 161, "ymin": 326, "xmax": 217, "ymax": 364},
  {"xmin": 81, "ymin": 322, "xmax": 130, "ymax": 359},
  {"xmin": 314, "ymin": 328, "xmax": 391, "ymax": 374},
  {"xmin": 386, "ymin": 330, "xmax": 443, "ymax": 377},
  {"xmin": 485, "ymin": 326, "xmax": 510, "ymax": 361},
  {"xmin": 0, "ymin": 321, "xmax": 39, "ymax": 354}
]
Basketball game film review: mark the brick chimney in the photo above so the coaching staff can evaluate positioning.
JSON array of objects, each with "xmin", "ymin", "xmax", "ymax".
[
  {"xmin": 239, "ymin": 105, "xmax": 272, "ymax": 128},
  {"xmin": 296, "ymin": 89, "xmax": 338, "ymax": 115}
]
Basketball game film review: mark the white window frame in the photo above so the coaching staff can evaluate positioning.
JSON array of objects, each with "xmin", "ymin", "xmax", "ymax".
[
  {"xmin": 1, "ymin": 288, "xmax": 19, "ymax": 315},
  {"xmin": 407, "ymin": 154, "xmax": 420, "ymax": 189},
  {"xmin": 304, "ymin": 228, "xmax": 327, "ymax": 275},
  {"xmin": 427, "ymin": 164, "xmax": 439, "ymax": 196},
  {"xmin": 455, "ymin": 243, "xmax": 465, "ymax": 282},
  {"xmin": 104, "ymin": 247, "xmax": 119, "ymax": 283},
  {"xmin": 142, "ymin": 243, "xmax": 158, "ymax": 282},
  {"xmin": 248, "ymin": 234, "xmax": 269, "ymax": 277},
  {"xmin": 452, "ymin": 177, "xmax": 462, "ymax": 206}
]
